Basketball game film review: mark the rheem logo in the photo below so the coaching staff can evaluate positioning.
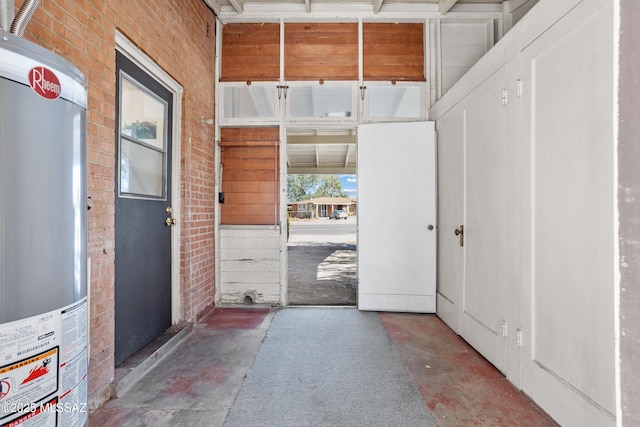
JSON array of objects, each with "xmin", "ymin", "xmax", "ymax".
[{"xmin": 28, "ymin": 66, "xmax": 61, "ymax": 100}]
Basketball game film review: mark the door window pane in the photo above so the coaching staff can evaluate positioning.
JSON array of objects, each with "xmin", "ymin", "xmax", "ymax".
[
  {"xmin": 120, "ymin": 139, "xmax": 164, "ymax": 197},
  {"xmin": 121, "ymin": 78, "xmax": 166, "ymax": 150},
  {"xmin": 368, "ymin": 86, "xmax": 421, "ymax": 118},
  {"xmin": 119, "ymin": 74, "xmax": 168, "ymax": 199}
]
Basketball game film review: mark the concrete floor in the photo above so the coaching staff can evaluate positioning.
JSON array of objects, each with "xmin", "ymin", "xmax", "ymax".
[
  {"xmin": 92, "ymin": 220, "xmax": 557, "ymax": 425},
  {"xmin": 89, "ymin": 307, "xmax": 558, "ymax": 426}
]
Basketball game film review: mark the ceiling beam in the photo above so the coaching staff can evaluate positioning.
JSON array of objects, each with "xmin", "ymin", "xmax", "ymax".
[
  {"xmin": 228, "ymin": 0, "xmax": 244, "ymax": 14},
  {"xmin": 203, "ymin": 0, "xmax": 222, "ymax": 15},
  {"xmin": 287, "ymin": 135, "xmax": 357, "ymax": 145},
  {"xmin": 288, "ymin": 167, "xmax": 357, "ymax": 174},
  {"xmin": 438, "ymin": 0, "xmax": 458, "ymax": 14},
  {"xmin": 372, "ymin": 0, "xmax": 383, "ymax": 14}
]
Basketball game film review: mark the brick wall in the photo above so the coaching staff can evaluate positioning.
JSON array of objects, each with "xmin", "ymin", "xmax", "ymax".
[{"xmin": 18, "ymin": 0, "xmax": 217, "ymax": 402}]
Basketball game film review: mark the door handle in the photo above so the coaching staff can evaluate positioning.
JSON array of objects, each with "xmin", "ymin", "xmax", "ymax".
[
  {"xmin": 454, "ymin": 225, "xmax": 464, "ymax": 247},
  {"xmin": 165, "ymin": 206, "xmax": 176, "ymax": 226}
]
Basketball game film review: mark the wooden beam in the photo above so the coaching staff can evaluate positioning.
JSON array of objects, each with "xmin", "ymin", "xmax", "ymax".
[
  {"xmin": 229, "ymin": 0, "xmax": 244, "ymax": 14},
  {"xmin": 287, "ymin": 135, "xmax": 357, "ymax": 145},
  {"xmin": 288, "ymin": 167, "xmax": 356, "ymax": 174},
  {"xmin": 438, "ymin": 0, "xmax": 458, "ymax": 14},
  {"xmin": 203, "ymin": 0, "xmax": 222, "ymax": 15},
  {"xmin": 373, "ymin": 0, "xmax": 383, "ymax": 14}
]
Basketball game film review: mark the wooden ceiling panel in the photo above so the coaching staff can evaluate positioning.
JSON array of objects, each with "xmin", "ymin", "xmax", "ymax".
[
  {"xmin": 285, "ymin": 23, "xmax": 359, "ymax": 81},
  {"xmin": 221, "ymin": 23, "xmax": 280, "ymax": 82},
  {"xmin": 363, "ymin": 22, "xmax": 425, "ymax": 81}
]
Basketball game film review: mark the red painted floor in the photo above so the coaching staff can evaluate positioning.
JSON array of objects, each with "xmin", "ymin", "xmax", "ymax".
[
  {"xmin": 379, "ymin": 312, "xmax": 558, "ymax": 427},
  {"xmin": 200, "ymin": 307, "xmax": 271, "ymax": 329}
]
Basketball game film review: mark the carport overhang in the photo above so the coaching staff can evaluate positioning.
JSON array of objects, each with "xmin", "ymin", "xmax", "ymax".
[{"xmin": 286, "ymin": 129, "xmax": 357, "ymax": 175}]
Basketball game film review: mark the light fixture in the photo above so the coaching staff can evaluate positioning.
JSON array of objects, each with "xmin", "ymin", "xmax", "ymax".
[{"xmin": 200, "ymin": 116, "xmax": 213, "ymax": 126}]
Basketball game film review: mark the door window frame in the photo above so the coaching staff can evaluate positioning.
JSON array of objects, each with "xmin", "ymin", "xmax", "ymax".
[{"xmin": 117, "ymin": 71, "xmax": 170, "ymax": 201}]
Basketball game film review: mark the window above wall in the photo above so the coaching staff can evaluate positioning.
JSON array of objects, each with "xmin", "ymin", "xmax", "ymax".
[
  {"xmin": 219, "ymin": 80, "xmax": 426, "ymax": 124},
  {"xmin": 220, "ymin": 84, "xmax": 279, "ymax": 121}
]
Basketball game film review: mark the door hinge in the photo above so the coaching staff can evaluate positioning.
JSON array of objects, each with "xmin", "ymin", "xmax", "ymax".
[
  {"xmin": 516, "ymin": 79, "xmax": 523, "ymax": 98},
  {"xmin": 502, "ymin": 89, "xmax": 508, "ymax": 105},
  {"xmin": 516, "ymin": 328, "xmax": 523, "ymax": 347},
  {"xmin": 501, "ymin": 320, "xmax": 508, "ymax": 338}
]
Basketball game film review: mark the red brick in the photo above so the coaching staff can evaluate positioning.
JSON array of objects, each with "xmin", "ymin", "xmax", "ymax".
[{"xmin": 22, "ymin": 0, "xmax": 216, "ymax": 400}]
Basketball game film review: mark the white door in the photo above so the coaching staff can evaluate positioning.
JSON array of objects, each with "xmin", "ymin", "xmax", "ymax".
[
  {"xmin": 435, "ymin": 107, "xmax": 465, "ymax": 333},
  {"xmin": 357, "ymin": 122, "xmax": 436, "ymax": 312},
  {"xmin": 518, "ymin": 6, "xmax": 617, "ymax": 424},
  {"xmin": 459, "ymin": 67, "xmax": 509, "ymax": 373}
]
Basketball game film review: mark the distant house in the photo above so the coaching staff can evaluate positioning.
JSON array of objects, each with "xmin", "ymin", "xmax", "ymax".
[{"xmin": 289, "ymin": 197, "xmax": 357, "ymax": 219}]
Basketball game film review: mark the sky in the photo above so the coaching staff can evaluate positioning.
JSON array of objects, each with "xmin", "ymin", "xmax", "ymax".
[{"xmin": 339, "ymin": 174, "xmax": 357, "ymax": 198}]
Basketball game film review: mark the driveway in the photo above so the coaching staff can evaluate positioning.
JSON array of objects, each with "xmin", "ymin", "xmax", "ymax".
[{"xmin": 287, "ymin": 217, "xmax": 357, "ymax": 305}]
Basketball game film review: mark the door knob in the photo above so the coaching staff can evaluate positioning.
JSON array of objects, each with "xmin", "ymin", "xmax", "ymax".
[
  {"xmin": 165, "ymin": 206, "xmax": 176, "ymax": 226},
  {"xmin": 454, "ymin": 225, "xmax": 464, "ymax": 247}
]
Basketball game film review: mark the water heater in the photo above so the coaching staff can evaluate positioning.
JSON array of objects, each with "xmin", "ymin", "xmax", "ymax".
[{"xmin": 0, "ymin": 29, "xmax": 88, "ymax": 426}]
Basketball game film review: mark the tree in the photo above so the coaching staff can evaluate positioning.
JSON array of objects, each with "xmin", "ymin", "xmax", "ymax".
[
  {"xmin": 313, "ymin": 175, "xmax": 348, "ymax": 198},
  {"xmin": 287, "ymin": 174, "xmax": 318, "ymax": 202}
]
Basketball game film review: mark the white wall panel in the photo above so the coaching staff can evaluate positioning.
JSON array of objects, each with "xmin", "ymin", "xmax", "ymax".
[
  {"xmin": 440, "ymin": 21, "xmax": 492, "ymax": 95},
  {"xmin": 526, "ymin": 2, "xmax": 615, "ymax": 421},
  {"xmin": 431, "ymin": 0, "xmax": 615, "ymax": 424},
  {"xmin": 219, "ymin": 226, "xmax": 282, "ymax": 304}
]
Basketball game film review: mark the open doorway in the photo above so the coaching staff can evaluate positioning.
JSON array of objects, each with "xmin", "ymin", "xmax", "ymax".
[{"xmin": 285, "ymin": 129, "xmax": 357, "ymax": 306}]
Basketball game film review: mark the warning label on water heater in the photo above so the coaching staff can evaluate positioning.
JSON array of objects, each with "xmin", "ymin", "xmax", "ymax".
[{"xmin": 0, "ymin": 299, "xmax": 87, "ymax": 427}]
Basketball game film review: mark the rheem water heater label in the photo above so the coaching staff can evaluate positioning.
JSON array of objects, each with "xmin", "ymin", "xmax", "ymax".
[{"xmin": 0, "ymin": 299, "xmax": 88, "ymax": 427}]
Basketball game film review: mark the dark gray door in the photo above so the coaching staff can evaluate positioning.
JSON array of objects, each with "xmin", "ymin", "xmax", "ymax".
[{"xmin": 115, "ymin": 51, "xmax": 173, "ymax": 366}]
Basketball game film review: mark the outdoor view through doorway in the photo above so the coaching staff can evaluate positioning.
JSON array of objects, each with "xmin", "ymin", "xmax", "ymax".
[{"xmin": 287, "ymin": 174, "xmax": 357, "ymax": 305}]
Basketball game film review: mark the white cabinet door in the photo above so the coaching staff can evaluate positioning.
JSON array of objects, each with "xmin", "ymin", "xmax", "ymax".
[
  {"xmin": 357, "ymin": 122, "xmax": 436, "ymax": 313},
  {"xmin": 519, "ymin": 4, "xmax": 616, "ymax": 425},
  {"xmin": 460, "ymin": 66, "xmax": 509, "ymax": 373},
  {"xmin": 435, "ymin": 107, "xmax": 465, "ymax": 333}
]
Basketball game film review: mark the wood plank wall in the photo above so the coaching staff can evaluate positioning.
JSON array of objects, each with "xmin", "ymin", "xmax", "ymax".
[
  {"xmin": 220, "ymin": 127, "xmax": 280, "ymax": 225},
  {"xmin": 284, "ymin": 23, "xmax": 359, "ymax": 80},
  {"xmin": 363, "ymin": 23, "xmax": 425, "ymax": 81},
  {"xmin": 220, "ymin": 22, "xmax": 425, "ymax": 82},
  {"xmin": 221, "ymin": 23, "xmax": 280, "ymax": 82}
]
